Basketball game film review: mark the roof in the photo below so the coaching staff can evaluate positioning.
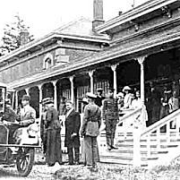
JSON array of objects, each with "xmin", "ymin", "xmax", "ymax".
[
  {"xmin": 54, "ymin": 17, "xmax": 108, "ymax": 39},
  {"xmin": 96, "ymin": 0, "xmax": 178, "ymax": 33},
  {"xmin": 0, "ymin": 17, "xmax": 109, "ymax": 64}
]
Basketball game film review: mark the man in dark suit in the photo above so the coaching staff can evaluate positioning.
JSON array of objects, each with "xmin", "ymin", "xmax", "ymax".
[{"xmin": 65, "ymin": 101, "xmax": 81, "ymax": 165}]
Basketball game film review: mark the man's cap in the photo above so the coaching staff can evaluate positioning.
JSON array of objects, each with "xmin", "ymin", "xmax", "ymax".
[
  {"xmin": 122, "ymin": 86, "xmax": 131, "ymax": 92},
  {"xmin": 22, "ymin": 95, "xmax": 31, "ymax": 101},
  {"xmin": 97, "ymin": 88, "xmax": 103, "ymax": 92},
  {"xmin": 86, "ymin": 92, "xmax": 97, "ymax": 99},
  {"xmin": 5, "ymin": 99, "xmax": 11, "ymax": 105},
  {"xmin": 40, "ymin": 97, "xmax": 54, "ymax": 105}
]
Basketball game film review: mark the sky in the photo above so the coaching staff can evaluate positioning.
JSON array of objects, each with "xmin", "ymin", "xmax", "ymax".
[{"xmin": 0, "ymin": 0, "xmax": 148, "ymax": 39}]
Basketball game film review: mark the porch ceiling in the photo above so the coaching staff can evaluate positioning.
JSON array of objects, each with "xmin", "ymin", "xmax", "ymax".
[{"xmin": 8, "ymin": 30, "xmax": 180, "ymax": 90}]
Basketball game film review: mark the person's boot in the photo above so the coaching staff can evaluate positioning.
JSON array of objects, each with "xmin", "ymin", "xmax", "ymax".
[
  {"xmin": 106, "ymin": 137, "xmax": 111, "ymax": 151},
  {"xmin": 111, "ymin": 138, "xmax": 118, "ymax": 149},
  {"xmin": 74, "ymin": 148, "xmax": 80, "ymax": 165}
]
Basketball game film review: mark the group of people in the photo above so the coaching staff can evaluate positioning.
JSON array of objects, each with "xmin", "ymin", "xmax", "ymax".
[
  {"xmin": 146, "ymin": 81, "xmax": 180, "ymax": 126},
  {"xmin": 3, "ymin": 81, "xmax": 178, "ymax": 172},
  {"xmin": 41, "ymin": 92, "xmax": 102, "ymax": 172}
]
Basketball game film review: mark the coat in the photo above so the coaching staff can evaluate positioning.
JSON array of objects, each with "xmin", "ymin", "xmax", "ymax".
[
  {"xmin": 102, "ymin": 98, "xmax": 119, "ymax": 120},
  {"xmin": 81, "ymin": 103, "xmax": 101, "ymax": 137},
  {"xmin": 46, "ymin": 106, "xmax": 61, "ymax": 130},
  {"xmin": 65, "ymin": 109, "xmax": 81, "ymax": 148},
  {"xmin": 17, "ymin": 105, "xmax": 36, "ymax": 127},
  {"xmin": 45, "ymin": 106, "xmax": 62, "ymax": 165}
]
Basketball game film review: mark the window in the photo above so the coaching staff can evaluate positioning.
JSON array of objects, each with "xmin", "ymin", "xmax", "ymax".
[{"xmin": 43, "ymin": 53, "xmax": 53, "ymax": 69}]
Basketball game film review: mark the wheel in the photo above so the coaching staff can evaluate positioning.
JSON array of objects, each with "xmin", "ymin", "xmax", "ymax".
[{"xmin": 16, "ymin": 148, "xmax": 35, "ymax": 177}]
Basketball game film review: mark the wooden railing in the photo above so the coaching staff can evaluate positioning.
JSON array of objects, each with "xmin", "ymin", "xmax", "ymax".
[{"xmin": 139, "ymin": 109, "xmax": 180, "ymax": 168}]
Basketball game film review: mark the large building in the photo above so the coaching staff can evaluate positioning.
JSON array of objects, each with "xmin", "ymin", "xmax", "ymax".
[{"xmin": 1, "ymin": 0, "xmax": 180, "ymax": 167}]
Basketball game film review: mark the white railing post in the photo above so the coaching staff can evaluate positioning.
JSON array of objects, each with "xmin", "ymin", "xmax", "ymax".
[{"xmin": 133, "ymin": 128, "xmax": 141, "ymax": 167}]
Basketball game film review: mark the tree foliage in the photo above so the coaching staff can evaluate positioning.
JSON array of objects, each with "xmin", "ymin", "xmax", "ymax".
[{"xmin": 0, "ymin": 14, "xmax": 34, "ymax": 56}]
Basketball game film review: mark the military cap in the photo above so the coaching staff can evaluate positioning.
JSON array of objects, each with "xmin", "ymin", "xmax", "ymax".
[
  {"xmin": 22, "ymin": 95, "xmax": 31, "ymax": 101},
  {"xmin": 86, "ymin": 92, "xmax": 97, "ymax": 99},
  {"xmin": 97, "ymin": 88, "xmax": 103, "ymax": 92}
]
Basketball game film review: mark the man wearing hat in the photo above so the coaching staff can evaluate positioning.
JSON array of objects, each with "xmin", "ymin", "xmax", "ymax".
[
  {"xmin": 81, "ymin": 92, "xmax": 101, "ymax": 171},
  {"xmin": 42, "ymin": 97, "xmax": 62, "ymax": 166},
  {"xmin": 102, "ymin": 88, "xmax": 119, "ymax": 150},
  {"xmin": 95, "ymin": 88, "xmax": 105, "ymax": 107},
  {"xmin": 64, "ymin": 101, "xmax": 81, "ymax": 165},
  {"xmin": 16, "ymin": 95, "xmax": 36, "ymax": 127}
]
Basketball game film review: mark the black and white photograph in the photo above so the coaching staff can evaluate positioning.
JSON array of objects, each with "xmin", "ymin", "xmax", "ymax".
[{"xmin": 0, "ymin": 0, "xmax": 180, "ymax": 179}]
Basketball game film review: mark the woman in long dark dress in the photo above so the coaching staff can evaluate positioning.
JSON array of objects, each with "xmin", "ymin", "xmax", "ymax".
[{"xmin": 44, "ymin": 98, "xmax": 62, "ymax": 166}]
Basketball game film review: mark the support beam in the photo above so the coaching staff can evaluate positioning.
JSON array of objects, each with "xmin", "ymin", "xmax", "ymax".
[
  {"xmin": 111, "ymin": 64, "xmax": 118, "ymax": 96},
  {"xmin": 15, "ymin": 91, "xmax": 18, "ymax": 111},
  {"xmin": 52, "ymin": 80, "xmax": 58, "ymax": 109},
  {"xmin": 25, "ymin": 88, "xmax": 30, "ymax": 96},
  {"xmin": 38, "ymin": 84, "xmax": 43, "ymax": 118},
  {"xmin": 136, "ymin": 56, "xmax": 147, "ymax": 105},
  {"xmin": 69, "ymin": 76, "xmax": 75, "ymax": 103},
  {"xmin": 88, "ymin": 70, "xmax": 94, "ymax": 93}
]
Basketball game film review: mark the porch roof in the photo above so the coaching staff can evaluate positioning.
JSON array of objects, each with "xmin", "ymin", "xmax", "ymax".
[
  {"xmin": 7, "ymin": 29, "xmax": 180, "ymax": 90},
  {"xmin": 96, "ymin": 0, "xmax": 178, "ymax": 34}
]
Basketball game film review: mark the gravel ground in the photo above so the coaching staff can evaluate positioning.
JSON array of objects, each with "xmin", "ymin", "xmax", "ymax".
[{"xmin": 1, "ymin": 152, "xmax": 180, "ymax": 180}]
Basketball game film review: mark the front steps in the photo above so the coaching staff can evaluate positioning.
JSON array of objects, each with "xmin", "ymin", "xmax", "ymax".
[{"xmin": 98, "ymin": 109, "xmax": 180, "ymax": 169}]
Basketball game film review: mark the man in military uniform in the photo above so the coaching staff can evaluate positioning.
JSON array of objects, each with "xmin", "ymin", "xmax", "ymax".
[{"xmin": 102, "ymin": 88, "xmax": 119, "ymax": 150}]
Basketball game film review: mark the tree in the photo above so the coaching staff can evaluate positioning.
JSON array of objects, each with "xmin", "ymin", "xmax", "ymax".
[{"xmin": 0, "ymin": 14, "xmax": 34, "ymax": 56}]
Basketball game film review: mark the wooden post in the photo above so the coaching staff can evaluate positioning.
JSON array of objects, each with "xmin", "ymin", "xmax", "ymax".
[
  {"xmin": 137, "ymin": 56, "xmax": 146, "ymax": 105},
  {"xmin": 38, "ymin": 84, "xmax": 43, "ymax": 118},
  {"xmin": 111, "ymin": 64, "xmax": 118, "ymax": 97},
  {"xmin": 69, "ymin": 76, "xmax": 75, "ymax": 103},
  {"xmin": 88, "ymin": 70, "xmax": 94, "ymax": 93},
  {"xmin": 15, "ymin": 90, "xmax": 18, "ymax": 111},
  {"xmin": 133, "ymin": 128, "xmax": 141, "ymax": 167},
  {"xmin": 52, "ymin": 80, "xmax": 58, "ymax": 109},
  {"xmin": 25, "ymin": 88, "xmax": 30, "ymax": 96}
]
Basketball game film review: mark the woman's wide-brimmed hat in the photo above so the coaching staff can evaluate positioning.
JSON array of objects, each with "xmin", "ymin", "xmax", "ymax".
[
  {"xmin": 80, "ymin": 97, "xmax": 89, "ymax": 104},
  {"xmin": 122, "ymin": 86, "xmax": 131, "ymax": 92},
  {"xmin": 40, "ymin": 97, "xmax": 54, "ymax": 105},
  {"xmin": 86, "ymin": 92, "xmax": 97, "ymax": 99}
]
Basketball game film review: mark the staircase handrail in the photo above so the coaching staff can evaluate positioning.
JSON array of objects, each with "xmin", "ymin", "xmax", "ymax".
[
  {"xmin": 117, "ymin": 107, "xmax": 142, "ymax": 126},
  {"xmin": 141, "ymin": 109, "xmax": 180, "ymax": 137}
]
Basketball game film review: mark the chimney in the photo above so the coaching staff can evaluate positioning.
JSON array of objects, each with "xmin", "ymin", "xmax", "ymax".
[{"xmin": 92, "ymin": 0, "xmax": 104, "ymax": 31}]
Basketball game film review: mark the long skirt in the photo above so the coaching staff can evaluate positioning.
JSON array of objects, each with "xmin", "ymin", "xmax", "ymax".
[
  {"xmin": 82, "ymin": 136, "xmax": 99, "ymax": 167},
  {"xmin": 46, "ymin": 129, "xmax": 62, "ymax": 165}
]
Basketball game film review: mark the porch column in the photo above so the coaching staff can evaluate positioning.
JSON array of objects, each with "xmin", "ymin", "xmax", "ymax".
[
  {"xmin": 137, "ymin": 56, "xmax": 146, "ymax": 105},
  {"xmin": 25, "ymin": 88, "xmax": 30, "ymax": 96},
  {"xmin": 52, "ymin": 80, "xmax": 58, "ymax": 109},
  {"xmin": 15, "ymin": 90, "xmax": 18, "ymax": 110},
  {"xmin": 111, "ymin": 64, "xmax": 118, "ymax": 96},
  {"xmin": 38, "ymin": 84, "xmax": 43, "ymax": 118},
  {"xmin": 69, "ymin": 76, "xmax": 75, "ymax": 103},
  {"xmin": 88, "ymin": 70, "xmax": 94, "ymax": 93}
]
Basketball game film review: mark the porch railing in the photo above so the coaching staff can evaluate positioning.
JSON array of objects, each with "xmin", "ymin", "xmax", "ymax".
[{"xmin": 139, "ymin": 109, "xmax": 180, "ymax": 168}]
